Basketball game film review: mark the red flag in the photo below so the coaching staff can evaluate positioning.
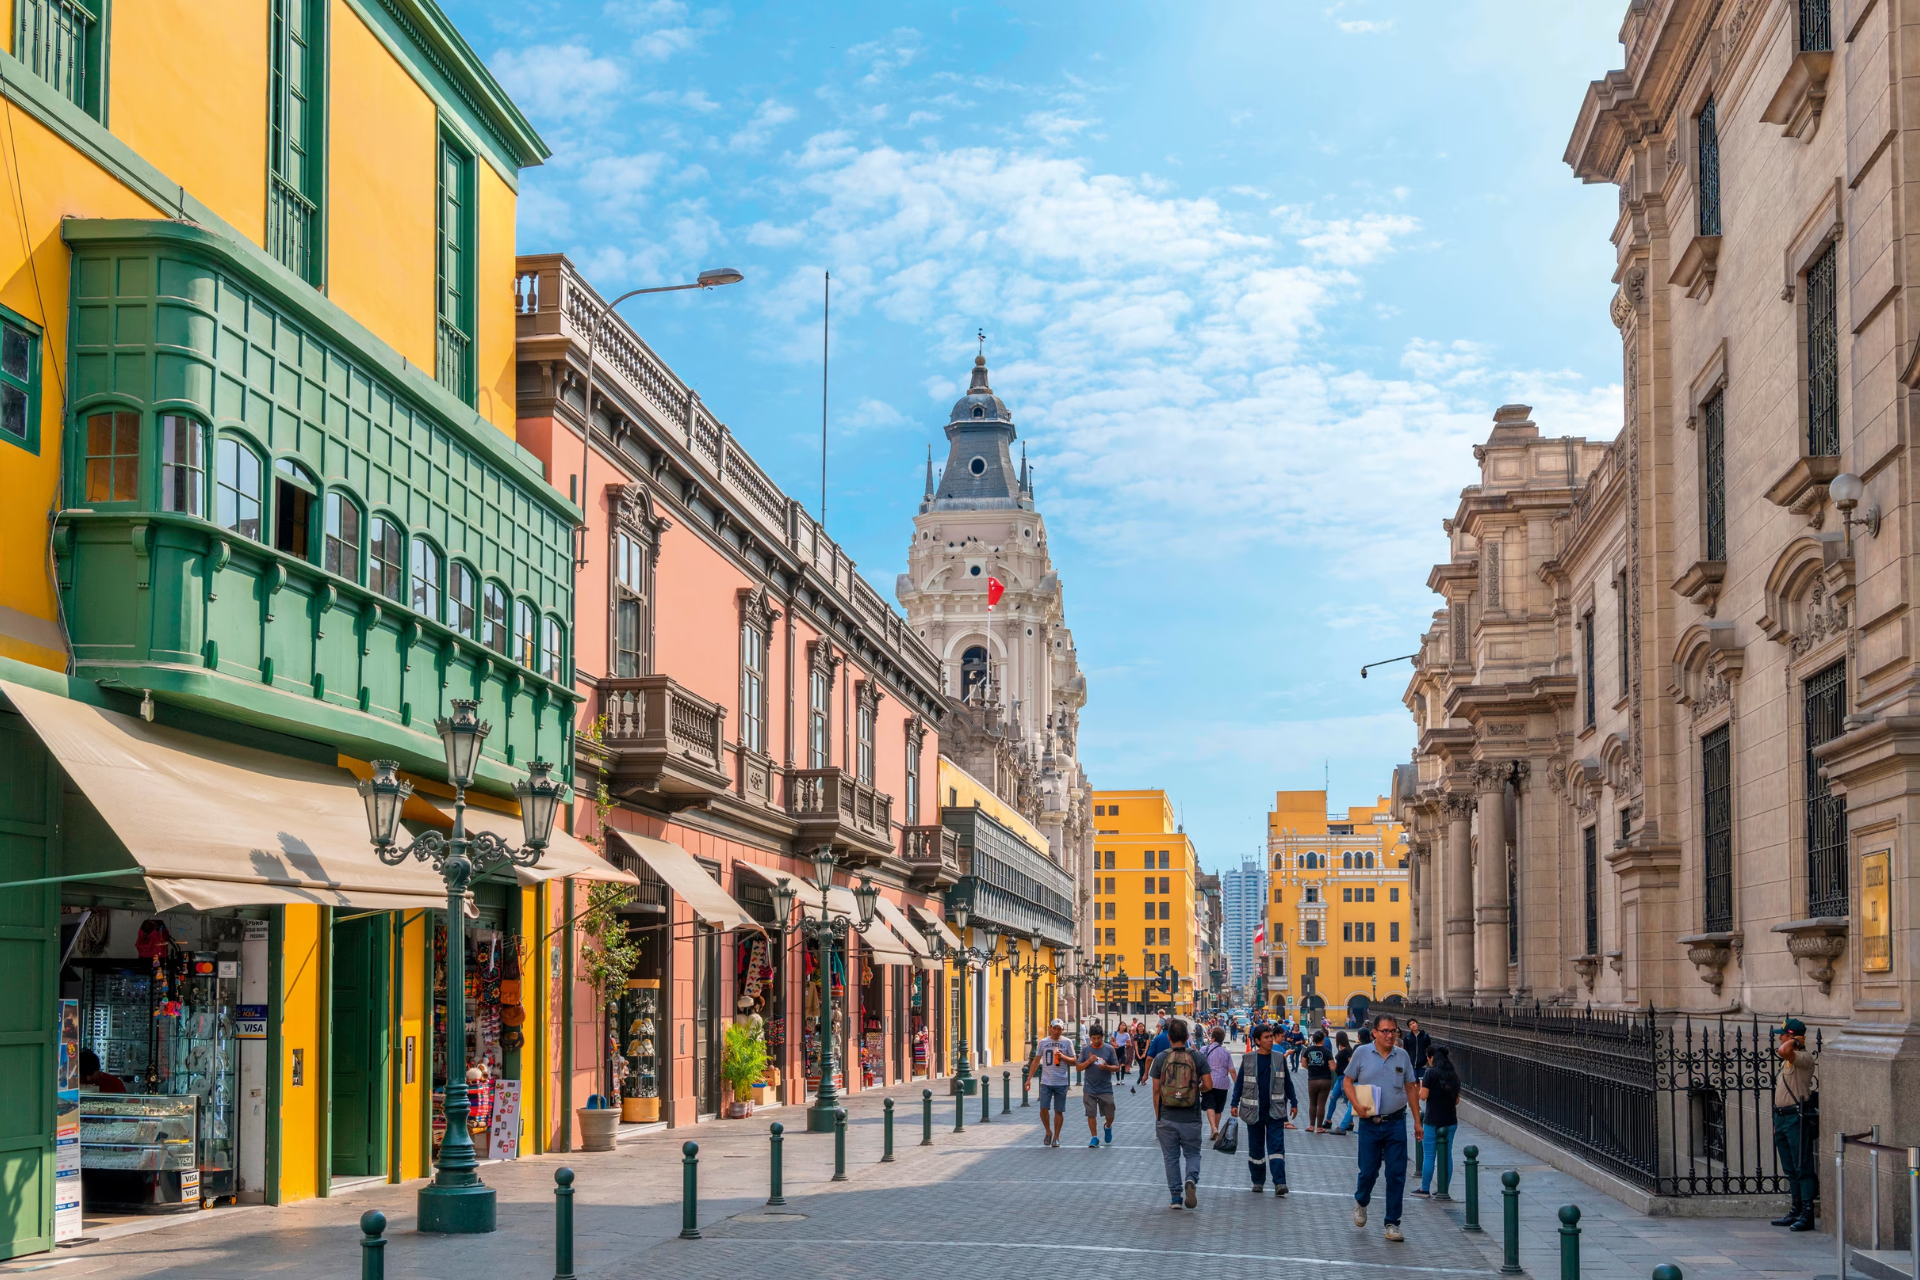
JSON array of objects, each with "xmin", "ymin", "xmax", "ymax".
[
  {"xmin": 987, "ymin": 576, "xmax": 1004, "ymax": 607},
  {"xmin": 1253, "ymin": 925, "xmax": 1265, "ymax": 949}
]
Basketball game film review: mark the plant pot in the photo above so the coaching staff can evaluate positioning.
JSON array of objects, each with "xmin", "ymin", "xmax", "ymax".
[
  {"xmin": 620, "ymin": 1096, "xmax": 659, "ymax": 1124},
  {"xmin": 577, "ymin": 1107, "xmax": 620, "ymax": 1152},
  {"xmin": 726, "ymin": 1100, "xmax": 752, "ymax": 1118}
]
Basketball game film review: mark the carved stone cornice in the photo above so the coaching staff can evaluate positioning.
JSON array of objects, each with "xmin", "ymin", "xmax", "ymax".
[
  {"xmin": 736, "ymin": 585, "xmax": 781, "ymax": 636},
  {"xmin": 808, "ymin": 637, "xmax": 843, "ymax": 683},
  {"xmin": 855, "ymin": 677, "xmax": 883, "ymax": 714}
]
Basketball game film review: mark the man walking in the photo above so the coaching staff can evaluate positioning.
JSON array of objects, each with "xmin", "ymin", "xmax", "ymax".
[
  {"xmin": 1769, "ymin": 1018, "xmax": 1819, "ymax": 1231},
  {"xmin": 1151, "ymin": 1018, "xmax": 1206, "ymax": 1209},
  {"xmin": 1301, "ymin": 1030, "xmax": 1335, "ymax": 1134},
  {"xmin": 1230, "ymin": 1023, "xmax": 1297, "ymax": 1194},
  {"xmin": 1028, "ymin": 1019, "xmax": 1076, "ymax": 1148},
  {"xmin": 1076, "ymin": 1026, "xmax": 1120, "ymax": 1147},
  {"xmin": 1343, "ymin": 1012, "xmax": 1421, "ymax": 1243},
  {"xmin": 1404, "ymin": 1019, "xmax": 1431, "ymax": 1084}
]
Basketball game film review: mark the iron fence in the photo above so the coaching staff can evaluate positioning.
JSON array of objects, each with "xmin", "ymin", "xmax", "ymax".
[{"xmin": 1403, "ymin": 1000, "xmax": 1814, "ymax": 1197}]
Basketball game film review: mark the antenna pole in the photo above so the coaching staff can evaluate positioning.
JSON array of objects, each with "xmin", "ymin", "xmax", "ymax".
[{"xmin": 821, "ymin": 271, "xmax": 830, "ymax": 527}]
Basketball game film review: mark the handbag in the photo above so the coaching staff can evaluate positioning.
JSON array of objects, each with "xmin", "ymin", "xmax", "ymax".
[{"xmin": 1213, "ymin": 1115, "xmax": 1239, "ymax": 1154}]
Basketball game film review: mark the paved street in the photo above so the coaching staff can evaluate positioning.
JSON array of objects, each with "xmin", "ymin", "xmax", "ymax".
[{"xmin": 5, "ymin": 1062, "xmax": 1840, "ymax": 1280}]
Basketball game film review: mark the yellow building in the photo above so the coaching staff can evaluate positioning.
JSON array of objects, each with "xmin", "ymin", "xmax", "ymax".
[
  {"xmin": 1091, "ymin": 789, "xmax": 1201, "ymax": 1015},
  {"xmin": 1265, "ymin": 790, "xmax": 1411, "ymax": 1024},
  {"xmin": 0, "ymin": 0, "xmax": 571, "ymax": 1255}
]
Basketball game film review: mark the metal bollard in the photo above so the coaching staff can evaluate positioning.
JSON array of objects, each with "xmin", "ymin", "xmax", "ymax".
[
  {"xmin": 1021, "ymin": 1066, "xmax": 1031, "ymax": 1107},
  {"xmin": 553, "ymin": 1169, "xmax": 576, "ymax": 1280},
  {"xmin": 981, "ymin": 1077, "xmax": 991, "ymax": 1124},
  {"xmin": 1834, "ymin": 1131, "xmax": 1846, "ymax": 1280},
  {"xmin": 882, "ymin": 1098, "xmax": 895, "ymax": 1163},
  {"xmin": 767, "ymin": 1123, "xmax": 786, "ymax": 1207},
  {"xmin": 1002, "ymin": 1070, "xmax": 1011, "ymax": 1114},
  {"xmin": 1652, "ymin": 1268, "xmax": 1683, "ymax": 1280},
  {"xmin": 1500, "ymin": 1171, "xmax": 1522, "ymax": 1275},
  {"xmin": 1557, "ymin": 1204, "xmax": 1580, "ymax": 1280},
  {"xmin": 832, "ymin": 1108, "xmax": 848, "ymax": 1181},
  {"xmin": 922, "ymin": 1088, "xmax": 934, "ymax": 1146},
  {"xmin": 1462, "ymin": 1146, "xmax": 1483, "ymax": 1232},
  {"xmin": 679, "ymin": 1141, "xmax": 701, "ymax": 1240},
  {"xmin": 360, "ymin": 1210, "xmax": 387, "ymax": 1280},
  {"xmin": 955, "ymin": 1090, "xmax": 966, "ymax": 1133}
]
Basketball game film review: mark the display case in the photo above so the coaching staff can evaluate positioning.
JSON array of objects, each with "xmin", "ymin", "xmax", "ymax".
[
  {"xmin": 79, "ymin": 1094, "xmax": 200, "ymax": 1213},
  {"xmin": 619, "ymin": 979, "xmax": 660, "ymax": 1123}
]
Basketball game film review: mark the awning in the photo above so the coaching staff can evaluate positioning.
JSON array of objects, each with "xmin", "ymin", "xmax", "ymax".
[
  {"xmin": 734, "ymin": 860, "xmax": 801, "ymax": 894},
  {"xmin": 420, "ymin": 798, "xmax": 637, "ymax": 887},
  {"xmin": 870, "ymin": 894, "xmax": 933, "ymax": 959},
  {"xmin": 604, "ymin": 829, "xmax": 754, "ymax": 929},
  {"xmin": 1, "ymin": 680, "xmax": 449, "ymax": 912},
  {"xmin": 735, "ymin": 863, "xmax": 913, "ymax": 962},
  {"xmin": 909, "ymin": 903, "xmax": 962, "ymax": 952}
]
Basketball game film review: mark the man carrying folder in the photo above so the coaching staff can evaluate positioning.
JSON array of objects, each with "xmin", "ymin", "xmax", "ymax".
[{"xmin": 1341, "ymin": 1012, "xmax": 1422, "ymax": 1243}]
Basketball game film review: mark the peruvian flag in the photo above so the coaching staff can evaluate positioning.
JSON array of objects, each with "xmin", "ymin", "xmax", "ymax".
[
  {"xmin": 1253, "ymin": 924, "xmax": 1265, "ymax": 950},
  {"xmin": 987, "ymin": 576, "xmax": 1004, "ymax": 607}
]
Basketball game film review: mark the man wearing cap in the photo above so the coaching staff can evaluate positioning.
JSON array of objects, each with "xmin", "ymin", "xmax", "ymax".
[
  {"xmin": 1769, "ymin": 1018, "xmax": 1819, "ymax": 1231},
  {"xmin": 1029, "ymin": 1019, "xmax": 1077, "ymax": 1148}
]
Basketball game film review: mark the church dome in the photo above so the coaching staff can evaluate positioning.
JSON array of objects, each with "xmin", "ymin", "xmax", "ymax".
[{"xmin": 949, "ymin": 355, "xmax": 1012, "ymax": 425}]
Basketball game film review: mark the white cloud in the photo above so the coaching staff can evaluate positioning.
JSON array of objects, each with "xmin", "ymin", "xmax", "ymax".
[
  {"xmin": 906, "ymin": 110, "xmax": 942, "ymax": 127},
  {"xmin": 608, "ymin": 0, "xmax": 725, "ymax": 61},
  {"xmin": 728, "ymin": 99, "xmax": 798, "ymax": 152},
  {"xmin": 848, "ymin": 29, "xmax": 923, "ymax": 86},
  {"xmin": 1338, "ymin": 19, "xmax": 1395, "ymax": 33},
  {"xmin": 843, "ymin": 397, "xmax": 908, "ymax": 431},
  {"xmin": 1296, "ymin": 212, "xmax": 1421, "ymax": 265},
  {"xmin": 639, "ymin": 88, "xmax": 720, "ymax": 112},
  {"xmin": 1025, "ymin": 109, "xmax": 1094, "ymax": 144},
  {"xmin": 489, "ymin": 44, "xmax": 623, "ymax": 121},
  {"xmin": 579, "ymin": 152, "xmax": 671, "ymax": 210}
]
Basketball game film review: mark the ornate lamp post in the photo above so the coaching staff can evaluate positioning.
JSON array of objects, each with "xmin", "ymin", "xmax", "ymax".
[
  {"xmin": 944, "ymin": 897, "xmax": 999, "ymax": 1096},
  {"xmin": 777, "ymin": 847, "xmax": 878, "ymax": 1133},
  {"xmin": 357, "ymin": 700, "xmax": 562, "ymax": 1234}
]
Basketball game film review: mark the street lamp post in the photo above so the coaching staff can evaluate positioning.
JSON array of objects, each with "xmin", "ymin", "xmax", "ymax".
[
  {"xmin": 772, "ymin": 848, "xmax": 878, "ymax": 1133},
  {"xmin": 944, "ymin": 898, "xmax": 999, "ymax": 1096},
  {"xmin": 357, "ymin": 700, "xmax": 563, "ymax": 1234}
]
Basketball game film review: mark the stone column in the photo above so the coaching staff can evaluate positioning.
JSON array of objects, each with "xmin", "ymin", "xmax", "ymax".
[
  {"xmin": 1414, "ymin": 838, "xmax": 1435, "ymax": 997},
  {"xmin": 1443, "ymin": 791, "xmax": 1475, "ymax": 1001},
  {"xmin": 1473, "ymin": 761, "xmax": 1510, "ymax": 1002}
]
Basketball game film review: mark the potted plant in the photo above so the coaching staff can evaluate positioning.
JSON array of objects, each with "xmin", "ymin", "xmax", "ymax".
[{"xmin": 722, "ymin": 1022, "xmax": 769, "ymax": 1118}]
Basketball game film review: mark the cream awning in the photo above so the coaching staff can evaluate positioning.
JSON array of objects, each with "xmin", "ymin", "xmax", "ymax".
[
  {"xmin": 604, "ymin": 829, "xmax": 754, "ymax": 929},
  {"xmin": 909, "ymin": 902, "xmax": 962, "ymax": 952},
  {"xmin": 421, "ymin": 798, "xmax": 637, "ymax": 887},
  {"xmin": 2, "ymin": 680, "xmax": 449, "ymax": 912},
  {"xmin": 870, "ymin": 894, "xmax": 933, "ymax": 959},
  {"xmin": 736, "ymin": 863, "xmax": 913, "ymax": 962}
]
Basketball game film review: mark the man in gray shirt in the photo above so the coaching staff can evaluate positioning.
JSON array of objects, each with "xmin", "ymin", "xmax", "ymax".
[
  {"xmin": 1027, "ymin": 1019, "xmax": 1076, "ymax": 1148},
  {"xmin": 1342, "ymin": 1012, "xmax": 1423, "ymax": 1243}
]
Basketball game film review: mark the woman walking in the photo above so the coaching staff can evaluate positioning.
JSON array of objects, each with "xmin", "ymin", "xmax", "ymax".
[{"xmin": 1412, "ymin": 1046, "xmax": 1461, "ymax": 1198}]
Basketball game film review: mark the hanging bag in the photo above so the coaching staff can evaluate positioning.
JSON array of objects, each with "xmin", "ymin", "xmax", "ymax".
[{"xmin": 1213, "ymin": 1114, "xmax": 1239, "ymax": 1154}]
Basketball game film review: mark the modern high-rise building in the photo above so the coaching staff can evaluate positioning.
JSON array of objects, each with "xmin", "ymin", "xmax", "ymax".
[{"xmin": 1220, "ymin": 857, "xmax": 1268, "ymax": 999}]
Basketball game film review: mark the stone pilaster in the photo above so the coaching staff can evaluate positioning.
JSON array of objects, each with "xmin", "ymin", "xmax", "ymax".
[
  {"xmin": 1443, "ymin": 790, "xmax": 1476, "ymax": 1001},
  {"xmin": 1472, "ymin": 761, "xmax": 1511, "ymax": 1002}
]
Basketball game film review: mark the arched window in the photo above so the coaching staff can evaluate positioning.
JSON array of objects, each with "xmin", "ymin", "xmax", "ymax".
[
  {"xmin": 448, "ymin": 562, "xmax": 476, "ymax": 635},
  {"xmin": 158, "ymin": 416, "xmax": 204, "ymax": 515},
  {"xmin": 273, "ymin": 459, "xmax": 316, "ymax": 558},
  {"xmin": 215, "ymin": 437, "xmax": 263, "ymax": 540},
  {"xmin": 410, "ymin": 540, "xmax": 442, "ymax": 619},
  {"xmin": 960, "ymin": 644, "xmax": 988, "ymax": 702},
  {"xmin": 1365, "ymin": 851, "xmax": 1375, "ymax": 869},
  {"xmin": 367, "ymin": 516, "xmax": 404, "ymax": 602},
  {"xmin": 324, "ymin": 492, "xmax": 361, "ymax": 580},
  {"xmin": 481, "ymin": 582, "xmax": 508, "ymax": 655},
  {"xmin": 513, "ymin": 599, "xmax": 536, "ymax": 668},
  {"xmin": 541, "ymin": 616, "xmax": 563, "ymax": 680},
  {"xmin": 1342, "ymin": 851, "xmax": 1354, "ymax": 870}
]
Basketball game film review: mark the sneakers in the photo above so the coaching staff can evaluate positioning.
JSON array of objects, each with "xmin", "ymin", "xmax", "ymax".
[
  {"xmin": 1384, "ymin": 1223, "xmax": 1404, "ymax": 1243},
  {"xmin": 1183, "ymin": 1178, "xmax": 1199, "ymax": 1209},
  {"xmin": 1249, "ymin": 1184, "xmax": 1264, "ymax": 1193},
  {"xmin": 1410, "ymin": 1188, "xmax": 1431, "ymax": 1198},
  {"xmin": 1088, "ymin": 1136, "xmax": 1100, "ymax": 1148},
  {"xmin": 1169, "ymin": 1196, "xmax": 1184, "ymax": 1210},
  {"xmin": 1353, "ymin": 1202, "xmax": 1368, "ymax": 1228},
  {"xmin": 1274, "ymin": 1184, "xmax": 1289, "ymax": 1197},
  {"xmin": 1103, "ymin": 1124, "xmax": 1112, "ymax": 1144}
]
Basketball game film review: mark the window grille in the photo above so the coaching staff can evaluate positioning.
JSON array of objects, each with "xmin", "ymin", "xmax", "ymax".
[
  {"xmin": 1703, "ymin": 390, "xmax": 1726, "ymax": 560},
  {"xmin": 1703, "ymin": 725, "xmax": 1733, "ymax": 932},
  {"xmin": 1697, "ymin": 97, "xmax": 1722, "ymax": 237},
  {"xmin": 1806, "ymin": 243, "xmax": 1839, "ymax": 456},
  {"xmin": 1583, "ymin": 826, "xmax": 1599, "ymax": 956},
  {"xmin": 1804, "ymin": 661, "xmax": 1849, "ymax": 917},
  {"xmin": 1799, "ymin": 0, "xmax": 1831, "ymax": 51}
]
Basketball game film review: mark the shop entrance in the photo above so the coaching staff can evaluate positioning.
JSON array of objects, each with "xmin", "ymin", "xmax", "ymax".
[
  {"xmin": 692, "ymin": 926, "xmax": 720, "ymax": 1117},
  {"xmin": 329, "ymin": 915, "xmax": 389, "ymax": 1179}
]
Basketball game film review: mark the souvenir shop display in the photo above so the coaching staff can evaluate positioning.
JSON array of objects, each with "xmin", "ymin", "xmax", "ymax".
[
  {"xmin": 77, "ymin": 1094, "xmax": 200, "ymax": 1213},
  {"xmin": 801, "ymin": 945, "xmax": 845, "ymax": 1092},
  {"xmin": 733, "ymin": 933, "xmax": 783, "ymax": 1090},
  {"xmin": 910, "ymin": 970, "xmax": 930, "ymax": 1078},
  {"xmin": 432, "ymin": 923, "xmax": 524, "ymax": 1155},
  {"xmin": 618, "ymin": 980, "xmax": 660, "ymax": 1123},
  {"xmin": 859, "ymin": 955, "xmax": 883, "ymax": 1087}
]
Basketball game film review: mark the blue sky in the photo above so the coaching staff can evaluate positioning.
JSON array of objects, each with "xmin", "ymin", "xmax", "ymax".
[{"xmin": 445, "ymin": 0, "xmax": 1629, "ymax": 872}]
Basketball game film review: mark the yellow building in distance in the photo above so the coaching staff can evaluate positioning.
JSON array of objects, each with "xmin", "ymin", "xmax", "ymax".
[
  {"xmin": 1265, "ymin": 790, "xmax": 1411, "ymax": 1025},
  {"xmin": 1091, "ymin": 789, "xmax": 1201, "ymax": 1015}
]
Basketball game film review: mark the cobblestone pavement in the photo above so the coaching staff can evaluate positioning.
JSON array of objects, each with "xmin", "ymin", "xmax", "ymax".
[{"xmin": 2, "ymin": 1060, "xmax": 1840, "ymax": 1280}]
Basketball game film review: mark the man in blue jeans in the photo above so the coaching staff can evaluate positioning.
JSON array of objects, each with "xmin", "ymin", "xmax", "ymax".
[{"xmin": 1341, "ymin": 1012, "xmax": 1422, "ymax": 1243}]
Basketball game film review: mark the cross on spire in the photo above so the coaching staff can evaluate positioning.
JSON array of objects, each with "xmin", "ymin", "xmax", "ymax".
[{"xmin": 977, "ymin": 328, "xmax": 986, "ymax": 358}]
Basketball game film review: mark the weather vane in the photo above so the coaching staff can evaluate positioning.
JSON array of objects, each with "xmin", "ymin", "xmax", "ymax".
[{"xmin": 977, "ymin": 328, "xmax": 986, "ymax": 357}]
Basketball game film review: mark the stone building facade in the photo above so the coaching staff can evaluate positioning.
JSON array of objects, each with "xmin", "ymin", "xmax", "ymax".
[
  {"xmin": 1401, "ymin": 0, "xmax": 1920, "ymax": 1199},
  {"xmin": 897, "ymin": 356, "xmax": 1096, "ymax": 959}
]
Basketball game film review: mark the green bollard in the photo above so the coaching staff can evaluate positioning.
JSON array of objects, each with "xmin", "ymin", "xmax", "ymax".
[
  {"xmin": 922, "ymin": 1088, "xmax": 934, "ymax": 1146},
  {"xmin": 1652, "ymin": 1269, "xmax": 1683, "ymax": 1280},
  {"xmin": 360, "ymin": 1210, "xmax": 387, "ymax": 1280},
  {"xmin": 955, "ymin": 1089, "xmax": 966, "ymax": 1133},
  {"xmin": 832, "ymin": 1108, "xmax": 848, "ymax": 1181},
  {"xmin": 1002, "ymin": 1071, "xmax": 1011, "ymax": 1114},
  {"xmin": 679, "ymin": 1141, "xmax": 701, "ymax": 1240},
  {"xmin": 1463, "ymin": 1145, "xmax": 1483, "ymax": 1232},
  {"xmin": 981, "ymin": 1077, "xmax": 992, "ymax": 1124},
  {"xmin": 767, "ymin": 1123, "xmax": 786, "ymax": 1207},
  {"xmin": 1500, "ymin": 1171, "xmax": 1522, "ymax": 1275},
  {"xmin": 1021, "ymin": 1066, "xmax": 1031, "ymax": 1107},
  {"xmin": 882, "ymin": 1098, "xmax": 895, "ymax": 1163},
  {"xmin": 553, "ymin": 1169, "xmax": 576, "ymax": 1280},
  {"xmin": 1558, "ymin": 1204, "xmax": 1581, "ymax": 1280}
]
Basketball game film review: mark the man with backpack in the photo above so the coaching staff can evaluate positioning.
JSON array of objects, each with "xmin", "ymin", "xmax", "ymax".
[
  {"xmin": 1151, "ymin": 1018, "xmax": 1206, "ymax": 1209},
  {"xmin": 1230, "ymin": 1023, "xmax": 1297, "ymax": 1194},
  {"xmin": 1301, "ymin": 1030, "xmax": 1336, "ymax": 1133}
]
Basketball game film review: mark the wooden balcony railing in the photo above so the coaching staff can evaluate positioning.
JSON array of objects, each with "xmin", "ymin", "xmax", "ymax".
[
  {"xmin": 787, "ymin": 767, "xmax": 893, "ymax": 855},
  {"xmin": 597, "ymin": 675, "xmax": 728, "ymax": 799},
  {"xmin": 903, "ymin": 824, "xmax": 962, "ymax": 887}
]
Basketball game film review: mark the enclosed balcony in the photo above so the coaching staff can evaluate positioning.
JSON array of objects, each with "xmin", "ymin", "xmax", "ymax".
[
  {"xmin": 594, "ymin": 675, "xmax": 730, "ymax": 808},
  {"xmin": 787, "ymin": 767, "xmax": 894, "ymax": 865},
  {"xmin": 903, "ymin": 824, "xmax": 962, "ymax": 889}
]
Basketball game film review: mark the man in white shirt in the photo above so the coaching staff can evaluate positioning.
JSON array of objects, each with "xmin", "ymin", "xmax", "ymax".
[{"xmin": 1027, "ymin": 1019, "xmax": 1077, "ymax": 1148}]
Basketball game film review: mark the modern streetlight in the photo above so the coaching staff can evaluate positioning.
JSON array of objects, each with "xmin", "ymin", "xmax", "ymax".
[
  {"xmin": 357, "ymin": 700, "xmax": 562, "ymax": 1234},
  {"xmin": 945, "ymin": 896, "xmax": 999, "ymax": 1096},
  {"xmin": 574, "ymin": 267, "xmax": 745, "ymax": 569},
  {"xmin": 776, "ymin": 847, "xmax": 877, "ymax": 1133}
]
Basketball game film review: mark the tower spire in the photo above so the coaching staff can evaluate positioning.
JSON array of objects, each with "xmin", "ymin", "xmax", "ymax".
[{"xmin": 924, "ymin": 443, "xmax": 935, "ymax": 497}]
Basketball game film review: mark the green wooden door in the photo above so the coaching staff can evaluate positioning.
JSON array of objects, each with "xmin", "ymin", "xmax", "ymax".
[
  {"xmin": 329, "ymin": 917, "xmax": 388, "ymax": 1178},
  {"xmin": 0, "ymin": 705, "xmax": 59, "ymax": 1259}
]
